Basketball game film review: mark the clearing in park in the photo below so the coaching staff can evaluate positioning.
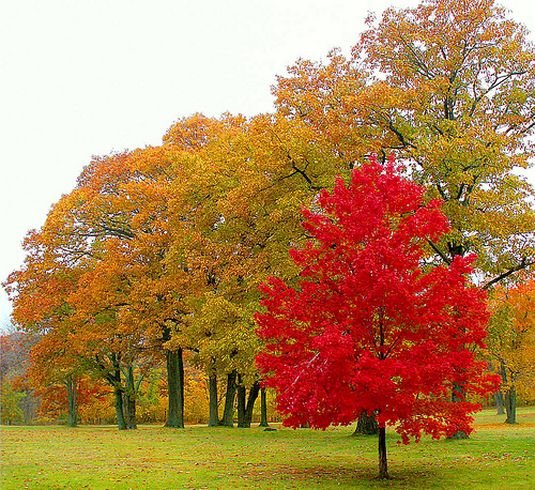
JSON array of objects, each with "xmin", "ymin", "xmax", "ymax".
[{"xmin": 1, "ymin": 408, "xmax": 534, "ymax": 489}]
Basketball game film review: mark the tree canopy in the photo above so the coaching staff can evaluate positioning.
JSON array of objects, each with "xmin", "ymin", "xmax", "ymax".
[{"xmin": 256, "ymin": 157, "xmax": 498, "ymax": 478}]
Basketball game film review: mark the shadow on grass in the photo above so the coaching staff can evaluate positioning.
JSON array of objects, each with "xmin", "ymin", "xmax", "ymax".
[{"xmin": 241, "ymin": 461, "xmax": 441, "ymax": 488}]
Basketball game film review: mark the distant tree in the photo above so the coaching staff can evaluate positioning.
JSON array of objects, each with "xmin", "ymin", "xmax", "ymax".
[
  {"xmin": 0, "ymin": 380, "xmax": 24, "ymax": 424},
  {"xmin": 0, "ymin": 332, "xmax": 39, "ymax": 425},
  {"xmin": 256, "ymin": 158, "xmax": 498, "ymax": 479},
  {"xmin": 488, "ymin": 279, "xmax": 535, "ymax": 424}
]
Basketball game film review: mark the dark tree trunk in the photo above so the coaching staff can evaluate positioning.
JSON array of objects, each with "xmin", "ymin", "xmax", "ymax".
[
  {"xmin": 448, "ymin": 382, "xmax": 469, "ymax": 439},
  {"xmin": 208, "ymin": 370, "xmax": 219, "ymax": 427},
  {"xmin": 123, "ymin": 365, "xmax": 137, "ymax": 429},
  {"xmin": 114, "ymin": 386, "xmax": 127, "ymax": 430},
  {"xmin": 259, "ymin": 387, "xmax": 269, "ymax": 427},
  {"xmin": 353, "ymin": 412, "xmax": 378, "ymax": 435},
  {"xmin": 498, "ymin": 362, "xmax": 516, "ymax": 424},
  {"xmin": 237, "ymin": 376, "xmax": 247, "ymax": 428},
  {"xmin": 494, "ymin": 391, "xmax": 505, "ymax": 415},
  {"xmin": 505, "ymin": 387, "xmax": 517, "ymax": 424},
  {"xmin": 108, "ymin": 356, "xmax": 127, "ymax": 430},
  {"xmin": 122, "ymin": 392, "xmax": 136, "ymax": 429},
  {"xmin": 243, "ymin": 381, "xmax": 261, "ymax": 428},
  {"xmin": 378, "ymin": 427, "xmax": 389, "ymax": 479},
  {"xmin": 66, "ymin": 375, "xmax": 78, "ymax": 427},
  {"xmin": 165, "ymin": 348, "xmax": 185, "ymax": 428},
  {"xmin": 219, "ymin": 370, "xmax": 237, "ymax": 427}
]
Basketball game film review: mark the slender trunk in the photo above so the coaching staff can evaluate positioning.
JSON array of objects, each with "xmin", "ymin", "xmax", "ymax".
[
  {"xmin": 124, "ymin": 365, "xmax": 137, "ymax": 430},
  {"xmin": 66, "ymin": 375, "xmax": 78, "ymax": 427},
  {"xmin": 505, "ymin": 387, "xmax": 517, "ymax": 424},
  {"xmin": 220, "ymin": 370, "xmax": 237, "ymax": 427},
  {"xmin": 497, "ymin": 362, "xmax": 507, "ymax": 417},
  {"xmin": 22, "ymin": 393, "xmax": 35, "ymax": 425},
  {"xmin": 376, "ymin": 309, "xmax": 389, "ymax": 480},
  {"xmin": 378, "ymin": 427, "xmax": 389, "ymax": 479},
  {"xmin": 243, "ymin": 381, "xmax": 261, "ymax": 428},
  {"xmin": 498, "ymin": 363, "xmax": 516, "ymax": 424},
  {"xmin": 353, "ymin": 412, "xmax": 378, "ymax": 435},
  {"xmin": 259, "ymin": 387, "xmax": 269, "ymax": 427},
  {"xmin": 165, "ymin": 349, "xmax": 185, "ymax": 428},
  {"xmin": 494, "ymin": 391, "xmax": 505, "ymax": 415},
  {"xmin": 208, "ymin": 370, "xmax": 219, "ymax": 427}
]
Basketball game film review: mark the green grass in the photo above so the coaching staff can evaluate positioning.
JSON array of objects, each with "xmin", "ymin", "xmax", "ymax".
[{"xmin": 1, "ymin": 408, "xmax": 534, "ymax": 489}]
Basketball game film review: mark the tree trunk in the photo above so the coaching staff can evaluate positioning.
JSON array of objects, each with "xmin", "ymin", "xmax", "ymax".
[
  {"xmin": 208, "ymin": 371, "xmax": 219, "ymax": 427},
  {"xmin": 494, "ymin": 391, "xmax": 505, "ymax": 415},
  {"xmin": 123, "ymin": 365, "xmax": 137, "ymax": 429},
  {"xmin": 504, "ymin": 387, "xmax": 517, "ymax": 424},
  {"xmin": 114, "ymin": 386, "xmax": 127, "ymax": 430},
  {"xmin": 165, "ymin": 348, "xmax": 185, "ymax": 428},
  {"xmin": 259, "ymin": 387, "xmax": 269, "ymax": 427},
  {"xmin": 243, "ymin": 381, "xmax": 261, "ymax": 428},
  {"xmin": 109, "ymin": 356, "xmax": 127, "ymax": 430},
  {"xmin": 66, "ymin": 375, "xmax": 78, "ymax": 427},
  {"xmin": 237, "ymin": 376, "xmax": 247, "ymax": 428},
  {"xmin": 499, "ymin": 363, "xmax": 516, "ymax": 424},
  {"xmin": 378, "ymin": 427, "xmax": 389, "ymax": 479},
  {"xmin": 219, "ymin": 370, "xmax": 237, "ymax": 427},
  {"xmin": 21, "ymin": 391, "xmax": 36, "ymax": 425},
  {"xmin": 353, "ymin": 412, "xmax": 378, "ymax": 435}
]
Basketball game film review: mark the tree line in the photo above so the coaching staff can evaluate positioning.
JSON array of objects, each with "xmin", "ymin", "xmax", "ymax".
[{"xmin": 2, "ymin": 0, "xmax": 534, "ymax": 432}]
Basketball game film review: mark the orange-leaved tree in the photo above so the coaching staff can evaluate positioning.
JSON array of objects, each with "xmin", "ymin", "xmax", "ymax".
[{"xmin": 488, "ymin": 278, "xmax": 535, "ymax": 423}]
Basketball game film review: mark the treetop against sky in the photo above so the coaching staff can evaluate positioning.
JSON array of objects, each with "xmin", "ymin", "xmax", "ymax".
[{"xmin": 1, "ymin": 0, "xmax": 534, "ymax": 327}]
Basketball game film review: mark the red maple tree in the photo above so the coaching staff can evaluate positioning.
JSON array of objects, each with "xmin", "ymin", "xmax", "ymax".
[{"xmin": 255, "ymin": 156, "xmax": 498, "ymax": 479}]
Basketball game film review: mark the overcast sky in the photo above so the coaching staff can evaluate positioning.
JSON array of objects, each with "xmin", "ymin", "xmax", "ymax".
[{"xmin": 1, "ymin": 0, "xmax": 534, "ymax": 329}]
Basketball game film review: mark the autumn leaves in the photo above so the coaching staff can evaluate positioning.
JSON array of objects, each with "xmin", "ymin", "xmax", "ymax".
[
  {"xmin": 4, "ymin": 0, "xmax": 534, "ymax": 463},
  {"xmin": 256, "ymin": 158, "xmax": 500, "ymax": 478}
]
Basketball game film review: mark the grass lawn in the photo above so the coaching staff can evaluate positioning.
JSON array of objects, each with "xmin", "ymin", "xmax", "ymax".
[{"xmin": 1, "ymin": 407, "xmax": 534, "ymax": 489}]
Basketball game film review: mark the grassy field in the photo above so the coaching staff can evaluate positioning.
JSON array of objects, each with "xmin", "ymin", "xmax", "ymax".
[{"xmin": 1, "ymin": 408, "xmax": 534, "ymax": 489}]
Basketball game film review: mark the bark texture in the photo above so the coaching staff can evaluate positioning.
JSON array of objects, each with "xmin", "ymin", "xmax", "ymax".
[
  {"xmin": 259, "ymin": 387, "xmax": 269, "ymax": 427},
  {"xmin": 505, "ymin": 387, "xmax": 517, "ymax": 424},
  {"xmin": 66, "ymin": 375, "xmax": 78, "ymax": 427},
  {"xmin": 243, "ymin": 381, "xmax": 260, "ymax": 428},
  {"xmin": 208, "ymin": 371, "xmax": 219, "ymax": 427},
  {"xmin": 220, "ymin": 370, "xmax": 237, "ymax": 427},
  {"xmin": 165, "ymin": 348, "xmax": 185, "ymax": 428},
  {"xmin": 494, "ymin": 391, "xmax": 505, "ymax": 415},
  {"xmin": 124, "ymin": 365, "xmax": 137, "ymax": 430},
  {"xmin": 353, "ymin": 412, "xmax": 378, "ymax": 435},
  {"xmin": 378, "ymin": 427, "xmax": 389, "ymax": 479}
]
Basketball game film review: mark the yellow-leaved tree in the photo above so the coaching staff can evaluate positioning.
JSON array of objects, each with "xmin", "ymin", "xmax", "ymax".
[
  {"xmin": 273, "ymin": 0, "xmax": 535, "ymax": 436},
  {"xmin": 275, "ymin": 0, "xmax": 535, "ymax": 284}
]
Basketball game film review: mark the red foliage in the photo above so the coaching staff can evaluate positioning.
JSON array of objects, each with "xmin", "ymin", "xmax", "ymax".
[
  {"xmin": 35, "ymin": 378, "xmax": 112, "ymax": 421},
  {"xmin": 256, "ymin": 156, "xmax": 498, "ymax": 442}
]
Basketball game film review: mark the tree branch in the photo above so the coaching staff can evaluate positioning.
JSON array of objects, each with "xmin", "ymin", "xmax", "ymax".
[
  {"xmin": 483, "ymin": 257, "xmax": 534, "ymax": 290},
  {"xmin": 427, "ymin": 239, "xmax": 452, "ymax": 265}
]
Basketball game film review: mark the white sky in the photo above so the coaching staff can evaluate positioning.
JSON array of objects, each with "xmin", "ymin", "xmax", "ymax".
[{"xmin": 1, "ymin": 0, "xmax": 534, "ymax": 329}]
